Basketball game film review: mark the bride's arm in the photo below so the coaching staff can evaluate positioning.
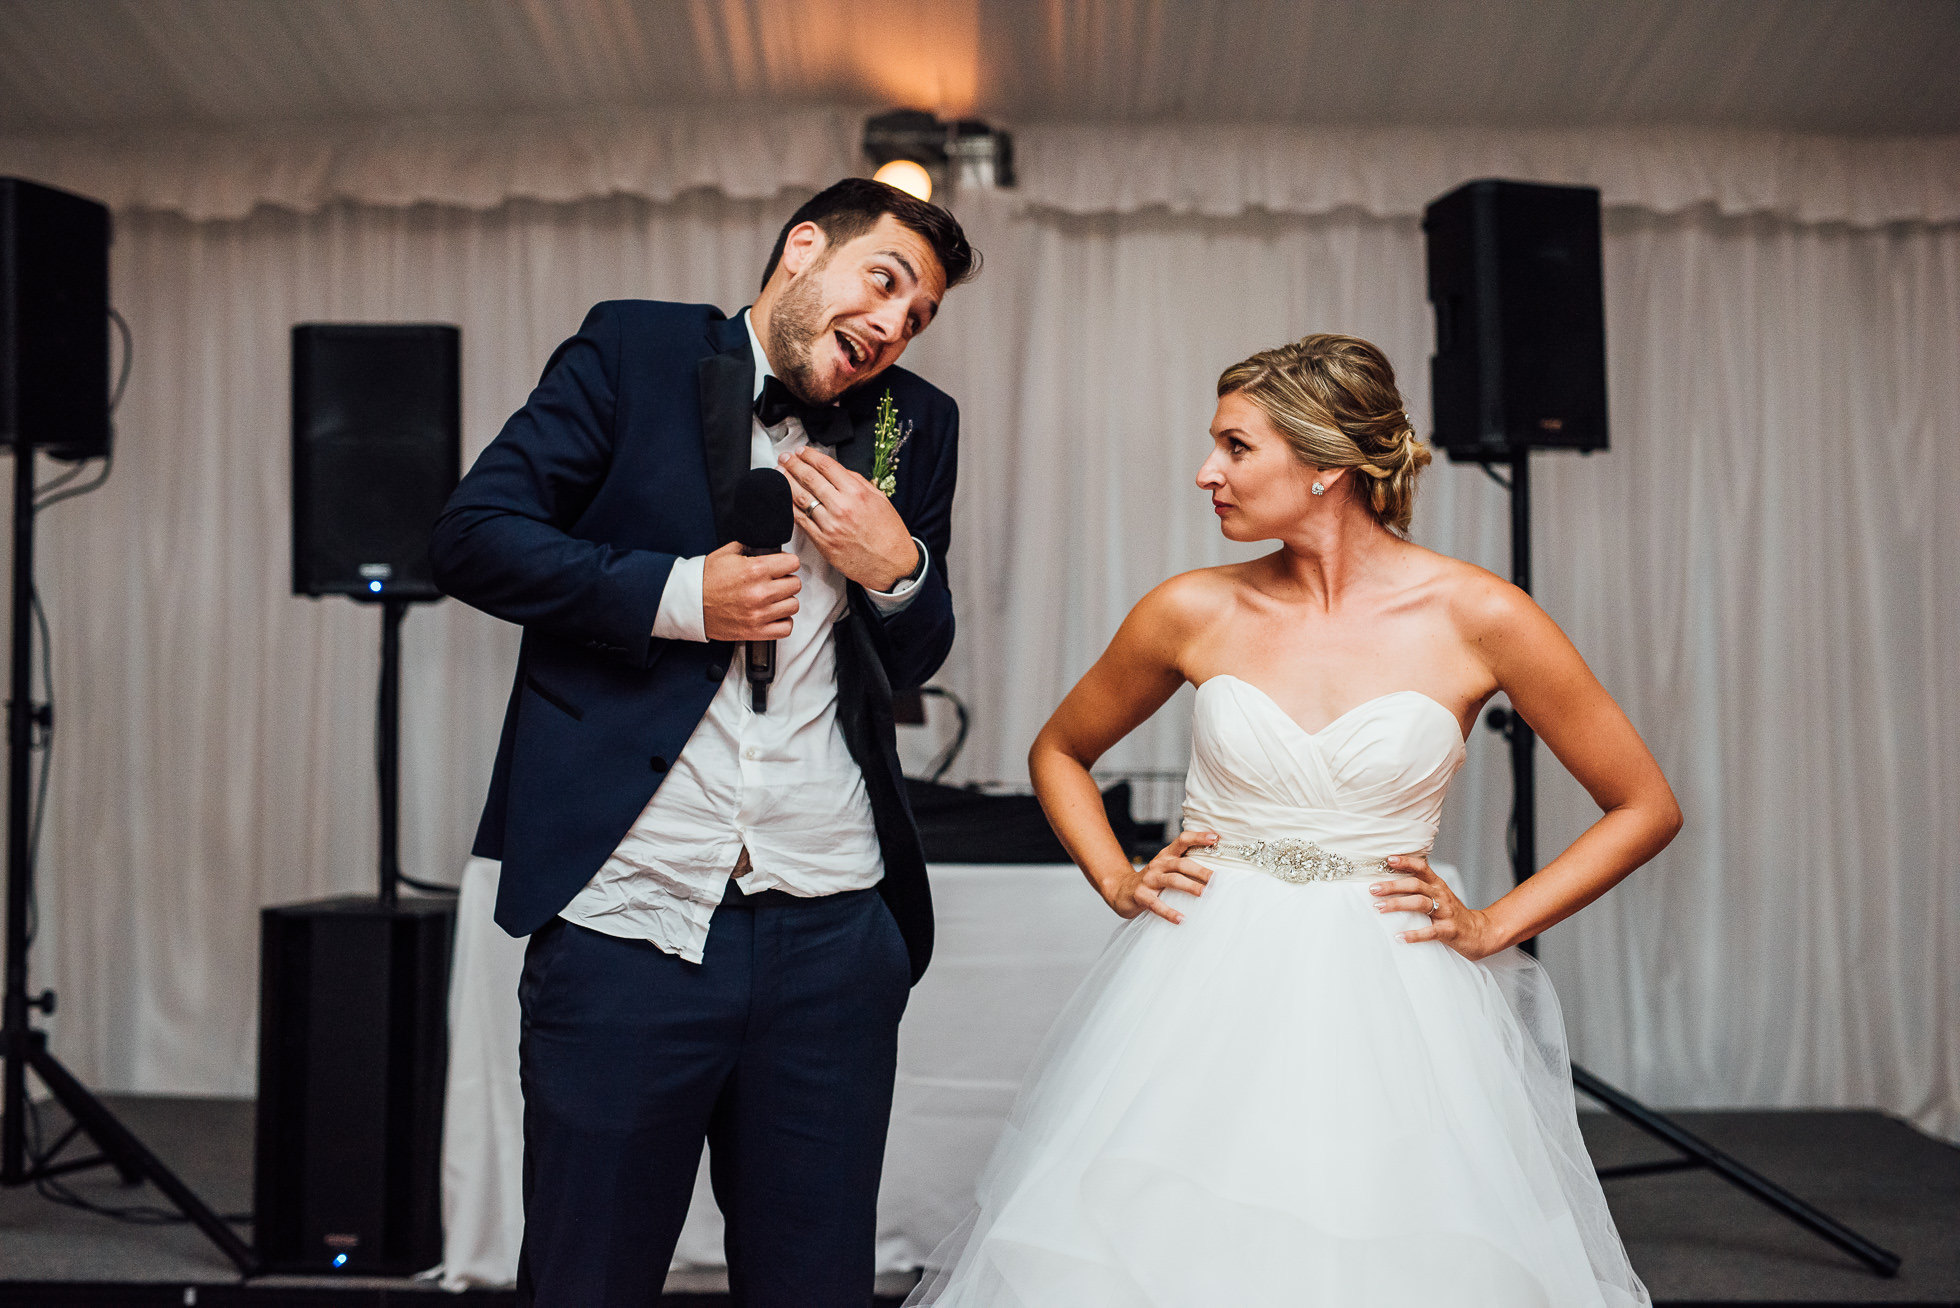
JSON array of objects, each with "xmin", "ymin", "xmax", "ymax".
[
  {"xmin": 1388, "ymin": 575, "xmax": 1683, "ymax": 958},
  {"xmin": 1030, "ymin": 575, "xmax": 1221, "ymax": 923}
]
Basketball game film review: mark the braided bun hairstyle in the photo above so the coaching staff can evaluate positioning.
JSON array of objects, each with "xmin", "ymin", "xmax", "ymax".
[{"xmin": 1217, "ymin": 333, "xmax": 1431, "ymax": 534}]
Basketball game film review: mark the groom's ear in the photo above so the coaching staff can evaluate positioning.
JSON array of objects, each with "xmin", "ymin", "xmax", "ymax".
[{"xmin": 775, "ymin": 222, "xmax": 829, "ymax": 282}]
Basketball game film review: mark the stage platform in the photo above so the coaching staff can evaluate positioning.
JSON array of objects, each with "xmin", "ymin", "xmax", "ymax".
[{"xmin": 1, "ymin": 1095, "xmax": 1955, "ymax": 1306}]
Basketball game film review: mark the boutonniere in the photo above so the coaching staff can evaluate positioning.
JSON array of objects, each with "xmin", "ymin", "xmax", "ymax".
[{"xmin": 871, "ymin": 389, "xmax": 913, "ymax": 498}]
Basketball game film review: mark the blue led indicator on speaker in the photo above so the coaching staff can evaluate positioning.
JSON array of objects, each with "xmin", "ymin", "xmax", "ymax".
[
  {"xmin": 368, "ymin": 580, "xmax": 382, "ymax": 593},
  {"xmin": 332, "ymin": 1253, "xmax": 348, "ymax": 1268}
]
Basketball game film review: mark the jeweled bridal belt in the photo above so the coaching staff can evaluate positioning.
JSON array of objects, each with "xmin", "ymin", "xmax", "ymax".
[{"xmin": 1218, "ymin": 837, "xmax": 1392, "ymax": 885}]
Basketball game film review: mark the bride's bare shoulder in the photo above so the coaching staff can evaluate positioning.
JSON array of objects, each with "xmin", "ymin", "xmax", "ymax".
[
  {"xmin": 1413, "ymin": 548, "xmax": 1550, "ymax": 641},
  {"xmin": 1106, "ymin": 566, "xmax": 1249, "ymax": 661},
  {"xmin": 1133, "ymin": 564, "xmax": 1246, "ymax": 627}
]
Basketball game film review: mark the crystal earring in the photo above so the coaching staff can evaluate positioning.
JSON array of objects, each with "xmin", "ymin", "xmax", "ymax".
[{"xmin": 1311, "ymin": 481, "xmax": 1326, "ymax": 496}]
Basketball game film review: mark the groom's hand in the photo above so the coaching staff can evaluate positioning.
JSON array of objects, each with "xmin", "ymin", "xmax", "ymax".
[
  {"xmin": 702, "ymin": 541, "xmax": 800, "ymax": 642},
  {"xmin": 779, "ymin": 448, "xmax": 920, "ymax": 593}
]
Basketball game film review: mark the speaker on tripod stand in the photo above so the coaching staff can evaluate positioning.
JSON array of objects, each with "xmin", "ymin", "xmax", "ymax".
[
  {"xmin": 1, "ymin": 175, "xmax": 256, "ymax": 1272},
  {"xmin": 1423, "ymin": 178, "xmax": 1899, "ymax": 1278},
  {"xmin": 253, "ymin": 324, "xmax": 462, "ymax": 1275}
]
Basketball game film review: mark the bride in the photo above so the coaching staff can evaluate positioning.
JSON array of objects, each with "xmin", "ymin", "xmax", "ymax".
[{"xmin": 909, "ymin": 334, "xmax": 1682, "ymax": 1307}]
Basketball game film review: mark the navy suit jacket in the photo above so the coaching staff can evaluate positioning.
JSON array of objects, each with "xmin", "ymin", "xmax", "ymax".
[{"xmin": 429, "ymin": 301, "xmax": 957, "ymax": 981}]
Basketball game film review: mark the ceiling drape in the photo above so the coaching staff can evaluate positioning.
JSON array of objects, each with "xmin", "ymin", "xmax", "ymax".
[
  {"xmin": 4, "ymin": 1, "xmax": 1955, "ymax": 136},
  {"xmin": 5, "ymin": 116, "xmax": 1958, "ymax": 225}
]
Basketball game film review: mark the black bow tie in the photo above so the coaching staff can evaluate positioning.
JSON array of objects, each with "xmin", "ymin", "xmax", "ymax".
[{"xmin": 755, "ymin": 375, "xmax": 852, "ymax": 447}]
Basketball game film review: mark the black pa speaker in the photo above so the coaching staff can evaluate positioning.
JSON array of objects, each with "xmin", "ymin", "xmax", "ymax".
[
  {"xmin": 1423, "ymin": 180, "xmax": 1607, "ymax": 461},
  {"xmin": 292, "ymin": 324, "xmax": 460, "ymax": 602},
  {"xmin": 254, "ymin": 895, "xmax": 456, "ymax": 1275},
  {"xmin": 1, "ymin": 177, "xmax": 112, "ymax": 462}
]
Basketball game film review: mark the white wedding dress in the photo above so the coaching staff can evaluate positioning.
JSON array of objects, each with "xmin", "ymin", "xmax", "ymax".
[{"xmin": 909, "ymin": 675, "xmax": 1648, "ymax": 1307}]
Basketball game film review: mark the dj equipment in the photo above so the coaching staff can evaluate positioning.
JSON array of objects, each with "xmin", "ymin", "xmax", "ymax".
[
  {"xmin": 730, "ymin": 467, "xmax": 793, "ymax": 712},
  {"xmin": 254, "ymin": 896, "xmax": 456, "ymax": 1275},
  {"xmin": 291, "ymin": 324, "xmax": 460, "ymax": 602},
  {"xmin": 1, "ymin": 177, "xmax": 111, "ymax": 462},
  {"xmin": 905, "ymin": 777, "xmax": 1161, "ymax": 863},
  {"xmin": 1424, "ymin": 179, "xmax": 1608, "ymax": 462}
]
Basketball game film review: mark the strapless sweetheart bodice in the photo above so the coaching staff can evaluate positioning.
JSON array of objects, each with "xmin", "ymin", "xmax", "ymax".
[{"xmin": 1182, "ymin": 675, "xmax": 1467, "ymax": 862}]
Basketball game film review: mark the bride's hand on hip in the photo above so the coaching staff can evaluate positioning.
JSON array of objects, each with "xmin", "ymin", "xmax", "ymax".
[
  {"xmin": 1373, "ymin": 855, "xmax": 1503, "ymax": 961},
  {"xmin": 1105, "ymin": 830, "xmax": 1217, "ymax": 925}
]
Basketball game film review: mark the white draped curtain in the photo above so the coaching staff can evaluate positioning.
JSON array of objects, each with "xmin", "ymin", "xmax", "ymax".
[{"xmin": 5, "ymin": 115, "xmax": 1955, "ymax": 1143}]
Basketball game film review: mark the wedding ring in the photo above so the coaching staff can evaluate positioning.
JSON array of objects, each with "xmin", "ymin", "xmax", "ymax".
[
  {"xmin": 804, "ymin": 496, "xmax": 823, "ymax": 513},
  {"xmin": 1429, "ymin": 896, "xmax": 1440, "ymax": 915}
]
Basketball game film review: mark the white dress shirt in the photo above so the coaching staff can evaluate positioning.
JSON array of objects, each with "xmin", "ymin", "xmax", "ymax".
[{"xmin": 558, "ymin": 310, "xmax": 928, "ymax": 962}]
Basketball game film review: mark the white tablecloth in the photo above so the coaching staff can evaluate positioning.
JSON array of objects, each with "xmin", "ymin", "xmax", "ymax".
[{"xmin": 437, "ymin": 857, "xmax": 1123, "ymax": 1289}]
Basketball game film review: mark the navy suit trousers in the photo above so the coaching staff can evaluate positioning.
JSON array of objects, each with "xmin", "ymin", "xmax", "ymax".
[{"xmin": 516, "ymin": 887, "xmax": 912, "ymax": 1307}]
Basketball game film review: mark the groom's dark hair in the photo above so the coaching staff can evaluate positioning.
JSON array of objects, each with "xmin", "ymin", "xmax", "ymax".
[{"xmin": 760, "ymin": 178, "xmax": 979, "ymax": 293}]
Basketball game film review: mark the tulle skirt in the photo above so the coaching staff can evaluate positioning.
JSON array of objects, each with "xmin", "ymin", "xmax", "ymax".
[{"xmin": 907, "ymin": 864, "xmax": 1648, "ymax": 1308}]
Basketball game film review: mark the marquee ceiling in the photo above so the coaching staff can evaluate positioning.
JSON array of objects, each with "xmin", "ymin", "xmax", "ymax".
[{"xmin": 2, "ymin": 0, "xmax": 1956, "ymax": 138}]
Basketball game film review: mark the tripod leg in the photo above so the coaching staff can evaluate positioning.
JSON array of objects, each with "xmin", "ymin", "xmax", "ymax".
[
  {"xmin": 1573, "ymin": 1063, "xmax": 1900, "ymax": 1278},
  {"xmin": 13, "ymin": 1028, "xmax": 138, "ymax": 1185},
  {"xmin": 25, "ymin": 1034, "xmax": 259, "ymax": 1274}
]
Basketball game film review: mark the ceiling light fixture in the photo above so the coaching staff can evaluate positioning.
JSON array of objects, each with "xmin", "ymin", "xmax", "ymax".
[
  {"xmin": 863, "ymin": 109, "xmax": 1015, "ymax": 203},
  {"xmin": 873, "ymin": 159, "xmax": 934, "ymax": 203}
]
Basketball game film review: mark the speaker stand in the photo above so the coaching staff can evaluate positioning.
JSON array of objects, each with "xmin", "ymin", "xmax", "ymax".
[
  {"xmin": 0, "ymin": 438, "xmax": 258, "ymax": 1274},
  {"xmin": 1487, "ymin": 445, "xmax": 1899, "ymax": 1278}
]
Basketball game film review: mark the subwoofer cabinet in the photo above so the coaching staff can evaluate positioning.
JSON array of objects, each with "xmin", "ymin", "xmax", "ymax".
[{"xmin": 254, "ymin": 895, "xmax": 456, "ymax": 1275}]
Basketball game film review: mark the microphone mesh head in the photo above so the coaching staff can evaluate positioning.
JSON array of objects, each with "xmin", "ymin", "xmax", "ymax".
[{"xmin": 730, "ymin": 467, "xmax": 794, "ymax": 550}]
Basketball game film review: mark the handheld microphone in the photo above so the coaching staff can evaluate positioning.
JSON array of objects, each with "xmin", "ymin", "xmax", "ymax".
[{"xmin": 729, "ymin": 468, "xmax": 794, "ymax": 713}]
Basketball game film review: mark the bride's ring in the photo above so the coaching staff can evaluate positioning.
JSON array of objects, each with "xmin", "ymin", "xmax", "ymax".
[
  {"xmin": 1429, "ymin": 896, "xmax": 1440, "ymax": 915},
  {"xmin": 804, "ymin": 496, "xmax": 823, "ymax": 513}
]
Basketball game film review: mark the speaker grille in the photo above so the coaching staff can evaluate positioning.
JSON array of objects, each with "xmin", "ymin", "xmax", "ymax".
[{"xmin": 292, "ymin": 324, "xmax": 460, "ymax": 601}]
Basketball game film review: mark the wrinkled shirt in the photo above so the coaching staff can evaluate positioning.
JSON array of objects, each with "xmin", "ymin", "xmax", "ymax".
[{"xmin": 557, "ymin": 311, "xmax": 926, "ymax": 961}]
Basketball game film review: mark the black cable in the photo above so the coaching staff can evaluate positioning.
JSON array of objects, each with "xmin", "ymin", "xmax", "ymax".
[
  {"xmin": 1480, "ymin": 462, "xmax": 1512, "ymax": 492},
  {"xmin": 108, "ymin": 307, "xmax": 133, "ymax": 412},
  {"xmin": 22, "ymin": 1098, "xmax": 251, "ymax": 1226},
  {"xmin": 23, "ymin": 424, "xmax": 99, "ymax": 946},
  {"xmin": 32, "ymin": 461, "xmax": 86, "ymax": 499},
  {"xmin": 919, "ymin": 685, "xmax": 970, "ymax": 782},
  {"xmin": 35, "ymin": 452, "xmax": 112, "ymax": 512},
  {"xmin": 23, "ymin": 586, "xmax": 54, "ymax": 947},
  {"xmin": 28, "ymin": 306, "xmax": 129, "ymax": 511}
]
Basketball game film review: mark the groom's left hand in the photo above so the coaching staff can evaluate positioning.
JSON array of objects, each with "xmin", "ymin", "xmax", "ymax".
[{"xmin": 780, "ymin": 448, "xmax": 921, "ymax": 593}]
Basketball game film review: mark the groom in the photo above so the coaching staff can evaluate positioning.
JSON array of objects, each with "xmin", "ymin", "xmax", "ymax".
[{"xmin": 430, "ymin": 178, "xmax": 978, "ymax": 1308}]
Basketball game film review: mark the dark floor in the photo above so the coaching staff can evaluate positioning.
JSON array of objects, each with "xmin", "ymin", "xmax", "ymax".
[{"xmin": 1, "ymin": 1095, "xmax": 1956, "ymax": 1306}]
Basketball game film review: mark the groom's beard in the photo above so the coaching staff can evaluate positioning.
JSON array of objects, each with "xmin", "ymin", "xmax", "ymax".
[{"xmin": 765, "ymin": 255, "xmax": 843, "ymax": 403}]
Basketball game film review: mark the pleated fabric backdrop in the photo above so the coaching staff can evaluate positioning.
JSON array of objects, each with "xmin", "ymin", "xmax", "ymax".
[{"xmin": 7, "ymin": 124, "xmax": 1956, "ymax": 1143}]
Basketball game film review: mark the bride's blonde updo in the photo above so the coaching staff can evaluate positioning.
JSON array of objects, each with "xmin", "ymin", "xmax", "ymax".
[{"xmin": 1217, "ymin": 333, "xmax": 1432, "ymax": 534}]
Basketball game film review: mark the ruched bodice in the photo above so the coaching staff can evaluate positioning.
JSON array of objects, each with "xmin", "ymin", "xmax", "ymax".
[{"xmin": 1183, "ymin": 676, "xmax": 1467, "ymax": 862}]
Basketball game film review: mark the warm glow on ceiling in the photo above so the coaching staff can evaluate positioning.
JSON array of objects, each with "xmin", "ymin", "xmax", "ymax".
[{"xmin": 873, "ymin": 159, "xmax": 934, "ymax": 202}]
